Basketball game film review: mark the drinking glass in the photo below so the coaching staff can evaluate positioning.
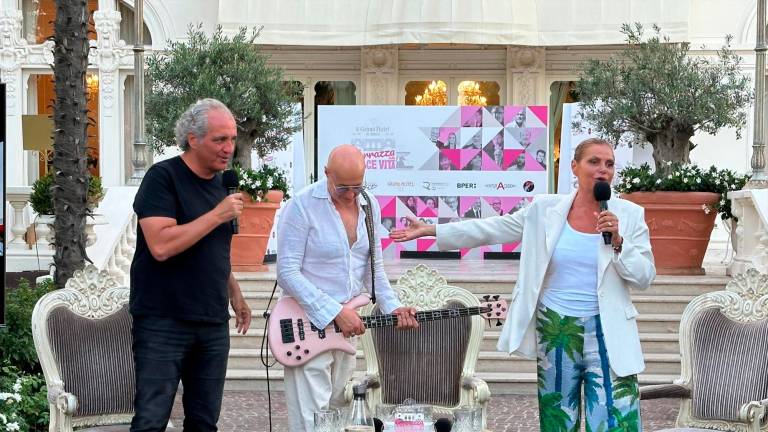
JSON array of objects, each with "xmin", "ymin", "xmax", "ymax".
[
  {"xmin": 453, "ymin": 407, "xmax": 474, "ymax": 432},
  {"xmin": 470, "ymin": 406, "xmax": 483, "ymax": 432},
  {"xmin": 314, "ymin": 409, "xmax": 339, "ymax": 432}
]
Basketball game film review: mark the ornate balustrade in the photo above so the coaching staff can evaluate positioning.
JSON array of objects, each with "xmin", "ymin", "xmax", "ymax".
[{"xmin": 728, "ymin": 189, "xmax": 768, "ymax": 275}]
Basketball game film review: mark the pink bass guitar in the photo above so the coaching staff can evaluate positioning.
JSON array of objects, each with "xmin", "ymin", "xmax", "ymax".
[{"xmin": 267, "ymin": 294, "xmax": 508, "ymax": 367}]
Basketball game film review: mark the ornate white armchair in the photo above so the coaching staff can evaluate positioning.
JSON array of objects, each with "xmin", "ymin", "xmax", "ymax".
[
  {"xmin": 641, "ymin": 268, "xmax": 768, "ymax": 431},
  {"xmin": 31, "ymin": 265, "xmax": 177, "ymax": 431},
  {"xmin": 345, "ymin": 264, "xmax": 492, "ymax": 427}
]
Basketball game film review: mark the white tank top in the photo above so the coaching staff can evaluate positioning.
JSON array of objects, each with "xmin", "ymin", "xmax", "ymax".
[{"xmin": 540, "ymin": 221, "xmax": 601, "ymax": 317}]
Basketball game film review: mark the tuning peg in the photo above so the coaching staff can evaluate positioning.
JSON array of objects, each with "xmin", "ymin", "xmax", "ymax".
[
  {"xmin": 492, "ymin": 295, "xmax": 500, "ymax": 301},
  {"xmin": 495, "ymin": 320, "xmax": 503, "ymax": 327},
  {"xmin": 482, "ymin": 295, "xmax": 491, "ymax": 302}
]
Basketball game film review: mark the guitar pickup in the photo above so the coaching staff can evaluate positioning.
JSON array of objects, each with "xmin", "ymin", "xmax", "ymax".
[
  {"xmin": 297, "ymin": 318, "xmax": 306, "ymax": 341},
  {"xmin": 279, "ymin": 319, "xmax": 295, "ymax": 344},
  {"xmin": 310, "ymin": 322, "xmax": 326, "ymax": 339}
]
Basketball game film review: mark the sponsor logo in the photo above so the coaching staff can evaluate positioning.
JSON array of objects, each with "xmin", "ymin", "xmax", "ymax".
[
  {"xmin": 456, "ymin": 182, "xmax": 477, "ymax": 189},
  {"xmin": 387, "ymin": 181, "xmax": 416, "ymax": 188},
  {"xmin": 485, "ymin": 182, "xmax": 517, "ymax": 190},
  {"xmin": 421, "ymin": 181, "xmax": 450, "ymax": 191}
]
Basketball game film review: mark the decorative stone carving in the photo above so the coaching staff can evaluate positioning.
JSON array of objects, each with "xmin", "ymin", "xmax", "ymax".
[
  {"xmin": 506, "ymin": 46, "xmax": 546, "ymax": 106},
  {"xmin": 361, "ymin": 46, "xmax": 398, "ymax": 105},
  {"xmin": 362, "ymin": 46, "xmax": 397, "ymax": 73},
  {"xmin": 91, "ymin": 11, "xmax": 130, "ymax": 73},
  {"xmin": 0, "ymin": 9, "xmax": 28, "ymax": 73}
]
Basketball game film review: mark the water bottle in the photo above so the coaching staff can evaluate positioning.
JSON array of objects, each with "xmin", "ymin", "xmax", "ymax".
[{"xmin": 348, "ymin": 384, "xmax": 374, "ymax": 428}]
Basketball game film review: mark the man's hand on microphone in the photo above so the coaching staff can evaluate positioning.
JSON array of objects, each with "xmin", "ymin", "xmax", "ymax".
[
  {"xmin": 214, "ymin": 193, "xmax": 244, "ymax": 224},
  {"xmin": 334, "ymin": 305, "xmax": 366, "ymax": 338},
  {"xmin": 595, "ymin": 210, "xmax": 622, "ymax": 247}
]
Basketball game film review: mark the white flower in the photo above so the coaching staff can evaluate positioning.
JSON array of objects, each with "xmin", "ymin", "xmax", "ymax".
[
  {"xmin": 683, "ymin": 178, "xmax": 688, "ymax": 183},
  {"xmin": 656, "ymin": 179, "xmax": 662, "ymax": 184},
  {"xmin": 702, "ymin": 204, "xmax": 711, "ymax": 215},
  {"xmin": 730, "ymin": 184, "xmax": 735, "ymax": 189},
  {"xmin": 696, "ymin": 178, "xmax": 701, "ymax": 183},
  {"xmin": 11, "ymin": 381, "xmax": 21, "ymax": 393},
  {"xmin": 0, "ymin": 413, "xmax": 6, "ymax": 424},
  {"xmin": 667, "ymin": 174, "xmax": 673, "ymax": 179},
  {"xmin": 665, "ymin": 160, "xmax": 673, "ymax": 166},
  {"xmin": 7, "ymin": 422, "xmax": 20, "ymax": 431},
  {"xmin": 632, "ymin": 177, "xmax": 640, "ymax": 184}
]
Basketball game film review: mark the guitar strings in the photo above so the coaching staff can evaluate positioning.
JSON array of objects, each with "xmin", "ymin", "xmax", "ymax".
[{"xmin": 275, "ymin": 306, "xmax": 494, "ymax": 334}]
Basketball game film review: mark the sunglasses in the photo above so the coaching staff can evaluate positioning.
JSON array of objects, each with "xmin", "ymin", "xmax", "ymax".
[{"xmin": 334, "ymin": 185, "xmax": 366, "ymax": 194}]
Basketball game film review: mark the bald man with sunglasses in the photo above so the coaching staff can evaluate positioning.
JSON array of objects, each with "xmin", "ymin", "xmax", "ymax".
[{"xmin": 276, "ymin": 144, "xmax": 419, "ymax": 432}]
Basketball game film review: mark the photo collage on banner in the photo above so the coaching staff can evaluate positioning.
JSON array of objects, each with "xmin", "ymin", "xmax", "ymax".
[{"xmin": 318, "ymin": 105, "xmax": 548, "ymax": 260}]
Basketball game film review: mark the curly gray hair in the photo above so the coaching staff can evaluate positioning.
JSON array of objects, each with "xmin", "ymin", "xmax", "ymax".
[{"xmin": 175, "ymin": 98, "xmax": 234, "ymax": 151}]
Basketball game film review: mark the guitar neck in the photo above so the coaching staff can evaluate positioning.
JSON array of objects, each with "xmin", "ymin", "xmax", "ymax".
[{"xmin": 362, "ymin": 306, "xmax": 487, "ymax": 329}]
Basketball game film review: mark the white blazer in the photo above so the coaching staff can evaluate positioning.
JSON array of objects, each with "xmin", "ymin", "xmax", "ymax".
[{"xmin": 436, "ymin": 192, "xmax": 655, "ymax": 377}]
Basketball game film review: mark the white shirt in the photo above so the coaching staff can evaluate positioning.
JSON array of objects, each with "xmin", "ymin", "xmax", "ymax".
[
  {"xmin": 539, "ymin": 221, "xmax": 601, "ymax": 317},
  {"xmin": 276, "ymin": 179, "xmax": 402, "ymax": 328}
]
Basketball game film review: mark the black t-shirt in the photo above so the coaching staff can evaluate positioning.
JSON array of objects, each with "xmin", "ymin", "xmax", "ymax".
[{"xmin": 130, "ymin": 156, "xmax": 232, "ymax": 322}]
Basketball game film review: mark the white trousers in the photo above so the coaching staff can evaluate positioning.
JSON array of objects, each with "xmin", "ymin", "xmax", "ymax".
[{"xmin": 284, "ymin": 340, "xmax": 357, "ymax": 432}]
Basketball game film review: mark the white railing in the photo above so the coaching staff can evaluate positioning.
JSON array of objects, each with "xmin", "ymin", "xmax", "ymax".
[
  {"xmin": 728, "ymin": 189, "xmax": 768, "ymax": 275},
  {"xmin": 4, "ymin": 187, "xmax": 138, "ymax": 281},
  {"xmin": 86, "ymin": 186, "xmax": 139, "ymax": 285}
]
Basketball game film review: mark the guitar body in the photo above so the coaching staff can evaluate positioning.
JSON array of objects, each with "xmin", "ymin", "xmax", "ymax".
[
  {"xmin": 268, "ymin": 295, "xmax": 371, "ymax": 368},
  {"xmin": 267, "ymin": 293, "xmax": 507, "ymax": 368}
]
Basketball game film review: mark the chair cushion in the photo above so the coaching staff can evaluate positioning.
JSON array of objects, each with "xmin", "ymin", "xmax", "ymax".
[
  {"xmin": 47, "ymin": 306, "xmax": 135, "ymax": 418},
  {"xmin": 690, "ymin": 308, "xmax": 768, "ymax": 422},
  {"xmin": 372, "ymin": 301, "xmax": 471, "ymax": 407}
]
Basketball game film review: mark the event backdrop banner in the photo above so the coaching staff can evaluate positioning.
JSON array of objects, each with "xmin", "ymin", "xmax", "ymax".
[{"xmin": 318, "ymin": 105, "xmax": 548, "ymax": 259}]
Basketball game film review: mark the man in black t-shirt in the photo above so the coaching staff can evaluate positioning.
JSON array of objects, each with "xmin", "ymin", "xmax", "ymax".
[{"xmin": 130, "ymin": 98, "xmax": 251, "ymax": 431}]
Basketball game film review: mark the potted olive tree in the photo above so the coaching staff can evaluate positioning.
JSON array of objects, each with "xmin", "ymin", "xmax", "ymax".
[{"xmin": 575, "ymin": 23, "xmax": 753, "ymax": 274}]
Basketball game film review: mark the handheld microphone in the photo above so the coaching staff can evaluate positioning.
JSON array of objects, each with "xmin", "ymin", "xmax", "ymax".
[
  {"xmin": 222, "ymin": 169, "xmax": 239, "ymax": 234},
  {"xmin": 593, "ymin": 181, "xmax": 612, "ymax": 245}
]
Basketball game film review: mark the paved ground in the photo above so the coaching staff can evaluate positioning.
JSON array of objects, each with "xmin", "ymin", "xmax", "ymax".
[{"xmin": 172, "ymin": 390, "xmax": 679, "ymax": 431}]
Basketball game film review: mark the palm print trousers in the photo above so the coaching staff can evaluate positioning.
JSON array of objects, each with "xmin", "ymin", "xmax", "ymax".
[{"xmin": 535, "ymin": 305, "xmax": 641, "ymax": 432}]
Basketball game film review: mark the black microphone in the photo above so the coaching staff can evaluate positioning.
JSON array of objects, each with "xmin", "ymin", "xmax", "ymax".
[
  {"xmin": 593, "ymin": 181, "xmax": 612, "ymax": 245},
  {"xmin": 222, "ymin": 169, "xmax": 239, "ymax": 234}
]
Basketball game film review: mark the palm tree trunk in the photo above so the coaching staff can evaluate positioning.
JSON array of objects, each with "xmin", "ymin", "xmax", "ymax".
[{"xmin": 52, "ymin": 0, "xmax": 90, "ymax": 289}]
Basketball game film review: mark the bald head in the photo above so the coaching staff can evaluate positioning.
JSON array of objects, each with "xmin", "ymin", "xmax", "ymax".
[
  {"xmin": 325, "ymin": 145, "xmax": 366, "ymax": 203},
  {"xmin": 326, "ymin": 144, "xmax": 365, "ymax": 177}
]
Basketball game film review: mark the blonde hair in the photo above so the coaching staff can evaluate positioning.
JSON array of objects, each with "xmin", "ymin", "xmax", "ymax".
[{"xmin": 573, "ymin": 138, "xmax": 613, "ymax": 161}]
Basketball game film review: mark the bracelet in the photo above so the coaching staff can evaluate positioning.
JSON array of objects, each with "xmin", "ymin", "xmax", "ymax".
[{"xmin": 612, "ymin": 239, "xmax": 623, "ymax": 254}]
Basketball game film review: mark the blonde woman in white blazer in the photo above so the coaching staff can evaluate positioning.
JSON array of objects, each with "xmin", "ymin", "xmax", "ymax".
[{"xmin": 391, "ymin": 138, "xmax": 655, "ymax": 431}]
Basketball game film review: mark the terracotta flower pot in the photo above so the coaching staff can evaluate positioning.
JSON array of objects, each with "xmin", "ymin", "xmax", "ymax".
[
  {"xmin": 230, "ymin": 190, "xmax": 284, "ymax": 272},
  {"xmin": 621, "ymin": 191, "xmax": 720, "ymax": 275}
]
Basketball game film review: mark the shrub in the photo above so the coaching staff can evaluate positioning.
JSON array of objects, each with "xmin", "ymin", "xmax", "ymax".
[
  {"xmin": 0, "ymin": 278, "xmax": 55, "ymax": 374},
  {"xmin": 0, "ymin": 363, "xmax": 49, "ymax": 431}
]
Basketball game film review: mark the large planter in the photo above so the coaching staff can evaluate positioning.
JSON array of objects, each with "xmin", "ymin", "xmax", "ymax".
[
  {"xmin": 230, "ymin": 190, "xmax": 283, "ymax": 272},
  {"xmin": 621, "ymin": 191, "xmax": 720, "ymax": 275}
]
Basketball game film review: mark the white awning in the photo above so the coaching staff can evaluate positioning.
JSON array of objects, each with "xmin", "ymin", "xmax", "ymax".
[{"xmin": 217, "ymin": 0, "xmax": 691, "ymax": 46}]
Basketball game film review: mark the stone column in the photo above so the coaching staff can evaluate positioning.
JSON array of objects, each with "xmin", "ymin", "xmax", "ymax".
[
  {"xmin": 1, "ymin": 7, "xmax": 28, "ymax": 186},
  {"xmin": 506, "ymin": 46, "xmax": 547, "ymax": 106},
  {"xmin": 361, "ymin": 46, "xmax": 399, "ymax": 105},
  {"xmin": 6, "ymin": 187, "xmax": 31, "ymax": 249},
  {"xmin": 93, "ymin": 10, "xmax": 131, "ymax": 187}
]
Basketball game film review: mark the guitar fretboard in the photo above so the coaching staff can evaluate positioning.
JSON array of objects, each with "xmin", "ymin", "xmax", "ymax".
[{"xmin": 362, "ymin": 306, "xmax": 489, "ymax": 329}]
